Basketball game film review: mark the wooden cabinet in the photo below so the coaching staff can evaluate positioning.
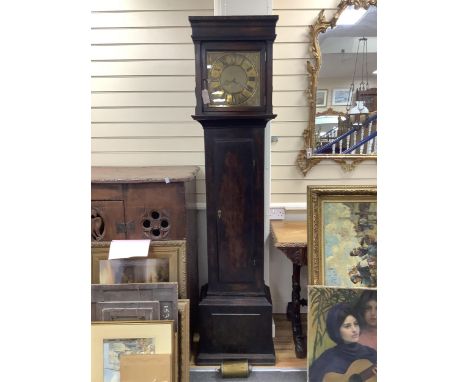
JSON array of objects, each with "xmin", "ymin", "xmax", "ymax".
[{"xmin": 91, "ymin": 166, "xmax": 200, "ymax": 328}]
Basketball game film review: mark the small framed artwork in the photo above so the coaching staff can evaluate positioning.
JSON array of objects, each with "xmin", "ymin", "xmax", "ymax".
[
  {"xmin": 177, "ymin": 299, "xmax": 190, "ymax": 382},
  {"xmin": 91, "ymin": 320, "xmax": 174, "ymax": 382},
  {"xmin": 307, "ymin": 185, "xmax": 377, "ymax": 287},
  {"xmin": 307, "ymin": 286, "xmax": 377, "ymax": 382},
  {"xmin": 331, "ymin": 88, "xmax": 350, "ymax": 106},
  {"xmin": 91, "ymin": 282, "xmax": 179, "ymax": 330},
  {"xmin": 99, "ymin": 258, "xmax": 170, "ymax": 284},
  {"xmin": 92, "ymin": 240, "xmax": 188, "ymax": 298},
  {"xmin": 316, "ymin": 89, "xmax": 328, "ymax": 107}
]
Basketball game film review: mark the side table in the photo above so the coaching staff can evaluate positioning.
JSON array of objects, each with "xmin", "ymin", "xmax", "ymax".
[{"xmin": 270, "ymin": 220, "xmax": 307, "ymax": 358}]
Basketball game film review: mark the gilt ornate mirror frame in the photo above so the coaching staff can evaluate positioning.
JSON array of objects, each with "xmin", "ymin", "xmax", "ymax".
[{"xmin": 296, "ymin": 0, "xmax": 377, "ymax": 175}]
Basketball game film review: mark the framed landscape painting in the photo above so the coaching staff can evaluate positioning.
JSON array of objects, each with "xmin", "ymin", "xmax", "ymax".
[
  {"xmin": 91, "ymin": 240, "xmax": 187, "ymax": 298},
  {"xmin": 99, "ymin": 258, "xmax": 170, "ymax": 284},
  {"xmin": 307, "ymin": 286, "xmax": 377, "ymax": 382},
  {"xmin": 331, "ymin": 88, "xmax": 350, "ymax": 106},
  {"xmin": 91, "ymin": 320, "xmax": 174, "ymax": 382},
  {"xmin": 307, "ymin": 185, "xmax": 377, "ymax": 287}
]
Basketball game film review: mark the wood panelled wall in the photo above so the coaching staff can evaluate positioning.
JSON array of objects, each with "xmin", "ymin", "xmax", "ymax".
[{"xmin": 91, "ymin": 0, "xmax": 376, "ymax": 207}]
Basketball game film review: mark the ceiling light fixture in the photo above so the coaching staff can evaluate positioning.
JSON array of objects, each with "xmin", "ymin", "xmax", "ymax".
[{"xmin": 347, "ymin": 37, "xmax": 369, "ymax": 115}]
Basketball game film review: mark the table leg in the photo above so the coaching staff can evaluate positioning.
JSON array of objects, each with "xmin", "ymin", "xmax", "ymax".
[{"xmin": 290, "ymin": 263, "xmax": 306, "ymax": 358}]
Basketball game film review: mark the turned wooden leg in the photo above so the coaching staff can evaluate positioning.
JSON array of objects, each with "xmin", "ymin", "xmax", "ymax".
[{"xmin": 291, "ymin": 263, "xmax": 306, "ymax": 358}]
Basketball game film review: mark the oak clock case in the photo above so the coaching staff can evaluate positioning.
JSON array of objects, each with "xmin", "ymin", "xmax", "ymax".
[{"xmin": 190, "ymin": 15, "xmax": 278, "ymax": 366}]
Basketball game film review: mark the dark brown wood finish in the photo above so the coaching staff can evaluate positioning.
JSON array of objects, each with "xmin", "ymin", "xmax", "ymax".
[
  {"xmin": 190, "ymin": 16, "xmax": 278, "ymax": 365},
  {"xmin": 91, "ymin": 166, "xmax": 199, "ymax": 332},
  {"xmin": 204, "ymin": 124, "xmax": 265, "ymax": 295}
]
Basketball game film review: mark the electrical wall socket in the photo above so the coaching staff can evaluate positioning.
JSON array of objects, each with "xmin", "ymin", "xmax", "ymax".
[{"xmin": 269, "ymin": 207, "xmax": 285, "ymax": 220}]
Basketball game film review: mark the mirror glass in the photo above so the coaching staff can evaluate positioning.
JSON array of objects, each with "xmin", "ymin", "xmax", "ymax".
[{"xmin": 316, "ymin": 5, "xmax": 376, "ymax": 152}]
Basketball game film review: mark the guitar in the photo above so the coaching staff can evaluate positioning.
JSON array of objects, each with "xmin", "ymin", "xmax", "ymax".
[{"xmin": 323, "ymin": 359, "xmax": 377, "ymax": 382}]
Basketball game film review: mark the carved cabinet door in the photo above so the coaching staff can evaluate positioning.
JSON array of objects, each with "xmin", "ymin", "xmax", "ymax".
[{"xmin": 91, "ymin": 200, "xmax": 126, "ymax": 241}]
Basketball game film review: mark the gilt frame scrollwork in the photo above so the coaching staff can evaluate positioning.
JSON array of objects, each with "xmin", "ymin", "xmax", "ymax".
[{"xmin": 296, "ymin": 0, "xmax": 377, "ymax": 176}]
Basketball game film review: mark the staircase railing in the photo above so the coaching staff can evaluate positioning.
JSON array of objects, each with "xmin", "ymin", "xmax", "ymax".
[
  {"xmin": 315, "ymin": 114, "xmax": 377, "ymax": 154},
  {"xmin": 343, "ymin": 130, "xmax": 377, "ymax": 154}
]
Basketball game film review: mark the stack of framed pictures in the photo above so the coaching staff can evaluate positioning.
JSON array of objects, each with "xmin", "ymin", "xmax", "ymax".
[
  {"xmin": 306, "ymin": 185, "xmax": 377, "ymax": 382},
  {"xmin": 91, "ymin": 321, "xmax": 175, "ymax": 382},
  {"xmin": 91, "ymin": 241, "xmax": 190, "ymax": 382}
]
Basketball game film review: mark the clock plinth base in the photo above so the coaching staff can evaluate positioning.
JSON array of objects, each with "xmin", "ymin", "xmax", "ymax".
[{"xmin": 196, "ymin": 284, "xmax": 276, "ymax": 366}]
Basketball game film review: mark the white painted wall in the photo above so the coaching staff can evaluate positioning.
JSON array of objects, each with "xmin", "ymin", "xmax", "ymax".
[{"xmin": 91, "ymin": 0, "xmax": 377, "ymax": 313}]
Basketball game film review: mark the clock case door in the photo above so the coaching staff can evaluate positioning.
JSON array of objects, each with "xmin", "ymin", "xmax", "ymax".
[
  {"xmin": 200, "ymin": 42, "xmax": 266, "ymax": 113},
  {"xmin": 204, "ymin": 120, "xmax": 266, "ymax": 296}
]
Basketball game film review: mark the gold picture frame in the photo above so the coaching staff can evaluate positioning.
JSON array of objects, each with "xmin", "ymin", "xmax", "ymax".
[
  {"xmin": 91, "ymin": 240, "xmax": 188, "ymax": 298},
  {"xmin": 91, "ymin": 320, "xmax": 175, "ymax": 382},
  {"xmin": 177, "ymin": 299, "xmax": 190, "ymax": 382},
  {"xmin": 307, "ymin": 185, "xmax": 377, "ymax": 286}
]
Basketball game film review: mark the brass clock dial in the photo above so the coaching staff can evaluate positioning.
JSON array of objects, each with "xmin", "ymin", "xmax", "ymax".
[{"xmin": 206, "ymin": 51, "xmax": 261, "ymax": 107}]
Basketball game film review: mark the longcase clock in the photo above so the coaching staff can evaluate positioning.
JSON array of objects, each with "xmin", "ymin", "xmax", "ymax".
[{"xmin": 189, "ymin": 15, "xmax": 278, "ymax": 365}]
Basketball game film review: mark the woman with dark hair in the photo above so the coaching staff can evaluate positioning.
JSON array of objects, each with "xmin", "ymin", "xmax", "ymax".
[
  {"xmin": 355, "ymin": 290, "xmax": 377, "ymax": 350},
  {"xmin": 308, "ymin": 303, "xmax": 377, "ymax": 382}
]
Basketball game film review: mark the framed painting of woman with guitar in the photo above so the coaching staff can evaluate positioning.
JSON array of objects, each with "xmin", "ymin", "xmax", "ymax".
[{"xmin": 308, "ymin": 286, "xmax": 377, "ymax": 382}]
